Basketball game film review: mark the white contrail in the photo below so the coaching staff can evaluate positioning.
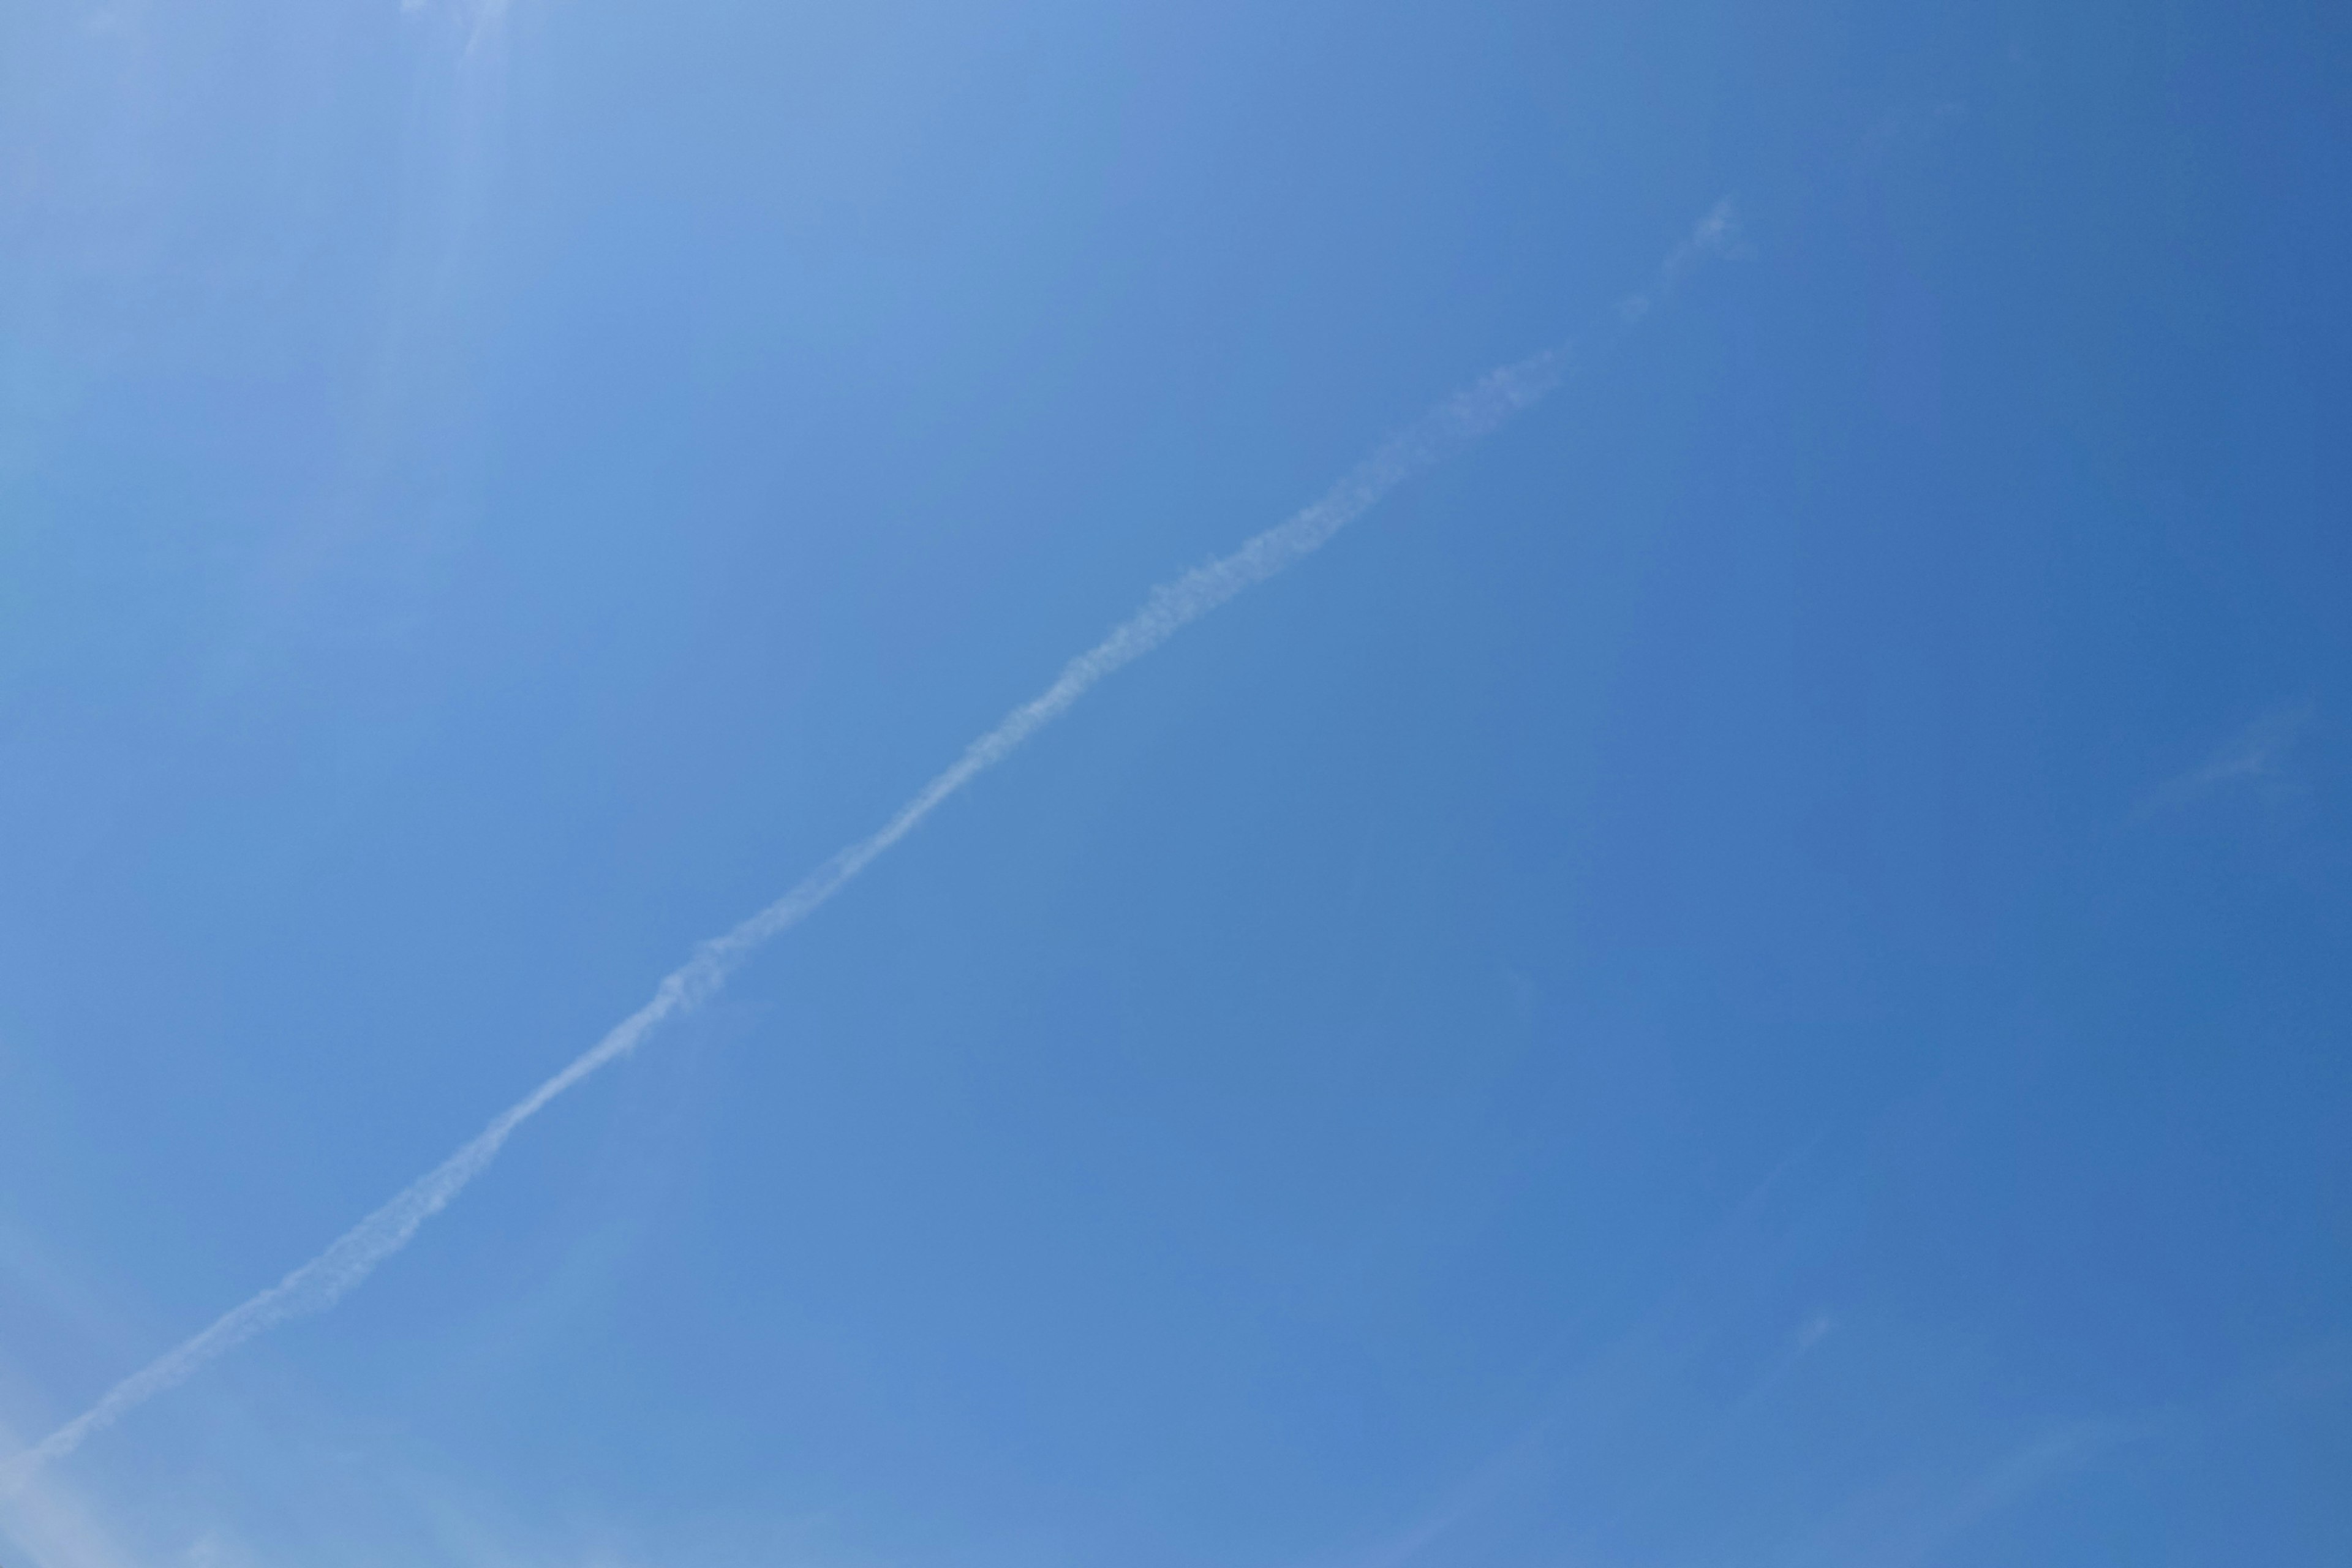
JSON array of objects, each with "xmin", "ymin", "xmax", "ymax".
[{"xmin": 1, "ymin": 200, "xmax": 1737, "ymax": 1494}]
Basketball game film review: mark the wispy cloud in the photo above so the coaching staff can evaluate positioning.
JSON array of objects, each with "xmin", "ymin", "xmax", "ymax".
[
  {"xmin": 1303, "ymin": 1140, "xmax": 1828, "ymax": 1568},
  {"xmin": 1, "ymin": 201, "xmax": 1742, "ymax": 1494},
  {"xmin": 1618, "ymin": 197, "xmax": 1742, "ymax": 323},
  {"xmin": 0, "ymin": 1430, "xmax": 141, "ymax": 1568},
  {"xmin": 1907, "ymin": 1420, "xmax": 2127, "ymax": 1564},
  {"xmin": 2133, "ymin": 700, "xmax": 2317, "ymax": 822}
]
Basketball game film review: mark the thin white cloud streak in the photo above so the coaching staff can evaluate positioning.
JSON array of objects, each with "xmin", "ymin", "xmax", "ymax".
[
  {"xmin": 1618, "ymin": 197, "xmax": 1741, "ymax": 324},
  {"xmin": 1, "ymin": 200, "xmax": 1738, "ymax": 1493},
  {"xmin": 2133, "ymin": 699, "xmax": 2316, "ymax": 821}
]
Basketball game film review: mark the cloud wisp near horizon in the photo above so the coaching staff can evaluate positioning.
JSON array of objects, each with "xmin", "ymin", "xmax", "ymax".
[{"xmin": 1, "ymin": 201, "xmax": 1739, "ymax": 1493}]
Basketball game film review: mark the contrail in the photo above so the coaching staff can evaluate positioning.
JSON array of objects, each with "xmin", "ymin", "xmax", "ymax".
[{"xmin": 1, "ymin": 200, "xmax": 1737, "ymax": 1493}]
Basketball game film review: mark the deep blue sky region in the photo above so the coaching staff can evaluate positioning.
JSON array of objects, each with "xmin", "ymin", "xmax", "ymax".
[{"xmin": 3, "ymin": 1, "xmax": 2349, "ymax": 1565}]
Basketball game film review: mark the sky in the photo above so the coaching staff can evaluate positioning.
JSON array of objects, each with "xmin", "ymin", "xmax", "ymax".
[{"xmin": 2, "ymin": 0, "xmax": 2348, "ymax": 1563}]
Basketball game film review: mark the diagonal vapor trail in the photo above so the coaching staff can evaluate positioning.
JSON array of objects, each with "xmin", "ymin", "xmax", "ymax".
[{"xmin": 1, "ymin": 200, "xmax": 1737, "ymax": 1494}]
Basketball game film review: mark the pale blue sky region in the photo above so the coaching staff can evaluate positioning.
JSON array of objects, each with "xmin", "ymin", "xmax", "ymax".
[{"xmin": 4, "ymin": 1, "xmax": 2350, "ymax": 1566}]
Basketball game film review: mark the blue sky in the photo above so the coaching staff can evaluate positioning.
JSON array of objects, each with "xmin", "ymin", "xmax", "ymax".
[{"xmin": 4, "ymin": 0, "xmax": 2349, "ymax": 1563}]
